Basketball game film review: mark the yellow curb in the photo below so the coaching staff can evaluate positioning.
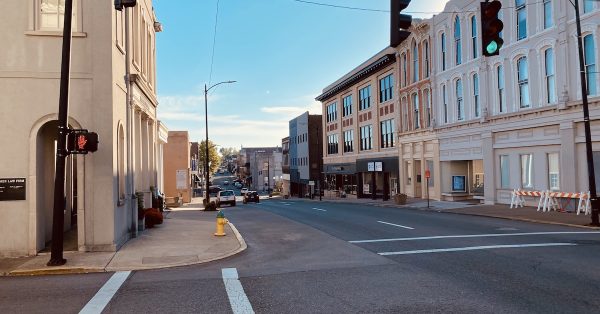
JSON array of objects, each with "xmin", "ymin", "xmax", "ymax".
[{"xmin": 9, "ymin": 267, "xmax": 105, "ymax": 276}]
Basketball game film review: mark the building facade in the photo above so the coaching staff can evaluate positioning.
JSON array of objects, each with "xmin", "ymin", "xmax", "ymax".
[
  {"xmin": 239, "ymin": 147, "xmax": 283, "ymax": 192},
  {"xmin": 163, "ymin": 131, "xmax": 191, "ymax": 204},
  {"xmin": 0, "ymin": 0, "xmax": 162, "ymax": 257},
  {"xmin": 317, "ymin": 47, "xmax": 400, "ymax": 200},
  {"xmin": 288, "ymin": 112, "xmax": 323, "ymax": 197},
  {"xmin": 281, "ymin": 137, "xmax": 291, "ymax": 196},
  {"xmin": 317, "ymin": 0, "xmax": 600, "ymax": 205}
]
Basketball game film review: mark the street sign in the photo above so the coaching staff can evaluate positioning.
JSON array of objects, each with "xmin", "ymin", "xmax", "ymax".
[{"xmin": 425, "ymin": 170, "xmax": 431, "ymax": 178}]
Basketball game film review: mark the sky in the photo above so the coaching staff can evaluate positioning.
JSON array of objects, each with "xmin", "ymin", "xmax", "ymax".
[{"xmin": 153, "ymin": 0, "xmax": 449, "ymax": 149}]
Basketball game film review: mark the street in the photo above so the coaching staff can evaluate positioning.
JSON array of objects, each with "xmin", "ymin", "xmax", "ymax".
[{"xmin": 2, "ymin": 199, "xmax": 600, "ymax": 313}]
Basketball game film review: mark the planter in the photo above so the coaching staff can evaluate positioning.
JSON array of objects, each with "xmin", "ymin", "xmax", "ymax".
[{"xmin": 394, "ymin": 193, "xmax": 407, "ymax": 205}]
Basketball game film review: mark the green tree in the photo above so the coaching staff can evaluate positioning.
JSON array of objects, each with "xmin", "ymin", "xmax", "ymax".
[
  {"xmin": 219, "ymin": 147, "xmax": 239, "ymax": 158},
  {"xmin": 199, "ymin": 140, "xmax": 222, "ymax": 176}
]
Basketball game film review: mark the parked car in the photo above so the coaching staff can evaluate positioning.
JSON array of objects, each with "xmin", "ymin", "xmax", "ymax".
[
  {"xmin": 240, "ymin": 188, "xmax": 248, "ymax": 196},
  {"xmin": 234, "ymin": 182, "xmax": 242, "ymax": 188},
  {"xmin": 243, "ymin": 191, "xmax": 260, "ymax": 204},
  {"xmin": 216, "ymin": 190, "xmax": 236, "ymax": 207},
  {"xmin": 224, "ymin": 180, "xmax": 229, "ymax": 186}
]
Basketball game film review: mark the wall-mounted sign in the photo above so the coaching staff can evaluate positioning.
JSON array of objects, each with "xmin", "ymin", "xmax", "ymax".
[
  {"xmin": 308, "ymin": 181, "xmax": 315, "ymax": 186},
  {"xmin": 176, "ymin": 170, "xmax": 187, "ymax": 190},
  {"xmin": 0, "ymin": 178, "xmax": 26, "ymax": 201},
  {"xmin": 367, "ymin": 162, "xmax": 375, "ymax": 172},
  {"xmin": 363, "ymin": 184, "xmax": 370, "ymax": 194},
  {"xmin": 375, "ymin": 162, "xmax": 383, "ymax": 172}
]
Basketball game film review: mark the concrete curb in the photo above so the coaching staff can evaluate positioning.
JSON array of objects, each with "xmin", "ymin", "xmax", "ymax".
[{"xmin": 9, "ymin": 267, "xmax": 106, "ymax": 276}]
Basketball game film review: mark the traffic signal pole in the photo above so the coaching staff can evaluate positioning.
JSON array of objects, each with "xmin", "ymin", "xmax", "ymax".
[
  {"xmin": 573, "ymin": 0, "xmax": 599, "ymax": 226},
  {"xmin": 48, "ymin": 0, "xmax": 74, "ymax": 266}
]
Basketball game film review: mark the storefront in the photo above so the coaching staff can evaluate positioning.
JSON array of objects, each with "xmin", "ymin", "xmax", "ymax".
[
  {"xmin": 324, "ymin": 163, "xmax": 357, "ymax": 198},
  {"xmin": 356, "ymin": 157, "xmax": 399, "ymax": 200}
]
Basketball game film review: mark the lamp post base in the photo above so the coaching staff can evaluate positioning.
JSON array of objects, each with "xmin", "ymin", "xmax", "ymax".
[{"xmin": 47, "ymin": 257, "xmax": 67, "ymax": 266}]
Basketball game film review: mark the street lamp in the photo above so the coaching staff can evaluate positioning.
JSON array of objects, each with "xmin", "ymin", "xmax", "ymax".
[{"xmin": 204, "ymin": 81, "xmax": 235, "ymax": 206}]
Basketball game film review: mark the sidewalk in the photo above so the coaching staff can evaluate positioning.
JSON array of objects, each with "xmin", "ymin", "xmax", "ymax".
[
  {"xmin": 1, "ymin": 200, "xmax": 246, "ymax": 276},
  {"xmin": 288, "ymin": 195, "xmax": 600, "ymax": 229}
]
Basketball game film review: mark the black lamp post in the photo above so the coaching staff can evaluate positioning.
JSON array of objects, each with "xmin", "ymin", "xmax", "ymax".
[{"xmin": 204, "ymin": 81, "xmax": 235, "ymax": 206}]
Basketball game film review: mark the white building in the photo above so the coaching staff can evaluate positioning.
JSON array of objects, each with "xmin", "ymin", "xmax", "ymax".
[{"xmin": 0, "ymin": 0, "xmax": 163, "ymax": 257}]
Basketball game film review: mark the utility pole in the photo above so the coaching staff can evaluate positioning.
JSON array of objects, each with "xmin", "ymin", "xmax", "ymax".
[
  {"xmin": 47, "ymin": 0, "xmax": 74, "ymax": 266},
  {"xmin": 572, "ymin": 0, "xmax": 599, "ymax": 226}
]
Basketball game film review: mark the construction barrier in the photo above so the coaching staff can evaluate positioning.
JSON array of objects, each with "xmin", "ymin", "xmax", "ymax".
[
  {"xmin": 510, "ymin": 189, "xmax": 544, "ymax": 210},
  {"xmin": 541, "ymin": 191, "xmax": 590, "ymax": 215}
]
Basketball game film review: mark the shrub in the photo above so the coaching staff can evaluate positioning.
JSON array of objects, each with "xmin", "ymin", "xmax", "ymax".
[{"xmin": 144, "ymin": 208, "xmax": 163, "ymax": 228}]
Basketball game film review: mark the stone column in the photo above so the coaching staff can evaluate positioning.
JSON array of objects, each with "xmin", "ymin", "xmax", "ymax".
[{"xmin": 482, "ymin": 131, "xmax": 495, "ymax": 204}]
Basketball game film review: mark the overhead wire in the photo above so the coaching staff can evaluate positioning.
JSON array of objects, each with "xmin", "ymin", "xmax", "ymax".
[{"xmin": 208, "ymin": 0, "xmax": 221, "ymax": 86}]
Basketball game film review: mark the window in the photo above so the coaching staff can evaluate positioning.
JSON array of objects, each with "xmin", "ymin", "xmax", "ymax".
[
  {"xmin": 441, "ymin": 33, "xmax": 447, "ymax": 71},
  {"xmin": 402, "ymin": 53, "xmax": 408, "ymax": 87},
  {"xmin": 497, "ymin": 65, "xmax": 505, "ymax": 113},
  {"xmin": 584, "ymin": 34, "xmax": 597, "ymax": 96},
  {"xmin": 442, "ymin": 84, "xmax": 448, "ymax": 123},
  {"xmin": 360, "ymin": 125, "xmax": 373, "ymax": 151},
  {"xmin": 454, "ymin": 16, "xmax": 462, "ymax": 65},
  {"xmin": 500, "ymin": 155, "xmax": 510, "ymax": 188},
  {"xmin": 359, "ymin": 86, "xmax": 371, "ymax": 110},
  {"xmin": 543, "ymin": 0, "xmax": 553, "ymax": 29},
  {"xmin": 424, "ymin": 89, "xmax": 431, "ymax": 127},
  {"xmin": 517, "ymin": 57, "xmax": 530, "ymax": 108},
  {"xmin": 545, "ymin": 48, "xmax": 556, "ymax": 104},
  {"xmin": 412, "ymin": 41, "xmax": 419, "ymax": 83},
  {"xmin": 343, "ymin": 130, "xmax": 354, "ymax": 153},
  {"xmin": 426, "ymin": 160, "xmax": 434, "ymax": 187},
  {"xmin": 326, "ymin": 102, "xmax": 337, "ymax": 122},
  {"xmin": 516, "ymin": 0, "xmax": 527, "ymax": 40},
  {"xmin": 380, "ymin": 119, "xmax": 395, "ymax": 148},
  {"xmin": 548, "ymin": 152, "xmax": 560, "ymax": 190},
  {"xmin": 327, "ymin": 134, "xmax": 339, "ymax": 155},
  {"xmin": 402, "ymin": 98, "xmax": 409, "ymax": 131},
  {"xmin": 456, "ymin": 79, "xmax": 464, "ymax": 121},
  {"xmin": 343, "ymin": 95, "xmax": 353, "ymax": 117},
  {"xmin": 584, "ymin": 0, "xmax": 594, "ymax": 13},
  {"xmin": 424, "ymin": 41, "xmax": 430, "ymax": 78},
  {"xmin": 471, "ymin": 16, "xmax": 478, "ymax": 59},
  {"xmin": 379, "ymin": 74, "xmax": 394, "ymax": 103},
  {"xmin": 39, "ymin": 0, "xmax": 78, "ymax": 31},
  {"xmin": 473, "ymin": 73, "xmax": 480, "ymax": 117},
  {"xmin": 412, "ymin": 93, "xmax": 420, "ymax": 129},
  {"xmin": 498, "ymin": 10, "xmax": 504, "ymax": 39},
  {"xmin": 521, "ymin": 154, "xmax": 533, "ymax": 188}
]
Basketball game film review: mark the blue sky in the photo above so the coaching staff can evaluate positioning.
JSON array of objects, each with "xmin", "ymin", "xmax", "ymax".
[{"xmin": 154, "ymin": 0, "xmax": 448, "ymax": 149}]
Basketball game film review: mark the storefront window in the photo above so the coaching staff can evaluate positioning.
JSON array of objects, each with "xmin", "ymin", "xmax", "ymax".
[
  {"xmin": 500, "ymin": 155, "xmax": 510, "ymax": 188},
  {"xmin": 548, "ymin": 153, "xmax": 559, "ymax": 190},
  {"xmin": 521, "ymin": 154, "xmax": 533, "ymax": 188}
]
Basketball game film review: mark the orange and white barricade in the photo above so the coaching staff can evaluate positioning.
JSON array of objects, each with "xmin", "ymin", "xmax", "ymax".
[
  {"xmin": 577, "ymin": 192, "xmax": 591, "ymax": 215},
  {"xmin": 510, "ymin": 189, "xmax": 543, "ymax": 209},
  {"xmin": 541, "ymin": 191, "xmax": 590, "ymax": 214}
]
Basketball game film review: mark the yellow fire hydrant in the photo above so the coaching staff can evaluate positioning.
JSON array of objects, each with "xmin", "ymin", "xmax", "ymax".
[{"xmin": 214, "ymin": 211, "xmax": 228, "ymax": 236}]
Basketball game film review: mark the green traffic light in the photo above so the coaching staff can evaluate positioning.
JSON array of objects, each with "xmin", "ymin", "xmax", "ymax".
[{"xmin": 486, "ymin": 41, "xmax": 499, "ymax": 54}]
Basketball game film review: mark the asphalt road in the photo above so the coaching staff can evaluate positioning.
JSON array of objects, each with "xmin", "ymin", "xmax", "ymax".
[{"xmin": 2, "ymin": 198, "xmax": 600, "ymax": 313}]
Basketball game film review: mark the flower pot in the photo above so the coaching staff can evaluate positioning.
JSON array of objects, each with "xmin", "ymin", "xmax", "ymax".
[{"xmin": 394, "ymin": 194, "xmax": 407, "ymax": 205}]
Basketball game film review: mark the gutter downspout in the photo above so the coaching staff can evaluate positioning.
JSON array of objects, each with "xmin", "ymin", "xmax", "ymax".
[{"xmin": 125, "ymin": 8, "xmax": 137, "ymax": 238}]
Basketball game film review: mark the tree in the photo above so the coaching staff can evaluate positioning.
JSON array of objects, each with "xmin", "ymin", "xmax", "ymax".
[
  {"xmin": 199, "ymin": 140, "xmax": 222, "ymax": 176},
  {"xmin": 219, "ymin": 147, "xmax": 239, "ymax": 158}
]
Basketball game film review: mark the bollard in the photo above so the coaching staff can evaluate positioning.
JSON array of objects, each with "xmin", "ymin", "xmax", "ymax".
[{"xmin": 214, "ymin": 211, "xmax": 228, "ymax": 236}]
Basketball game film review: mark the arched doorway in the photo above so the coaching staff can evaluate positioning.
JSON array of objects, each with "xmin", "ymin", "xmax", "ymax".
[{"xmin": 35, "ymin": 120, "xmax": 79, "ymax": 252}]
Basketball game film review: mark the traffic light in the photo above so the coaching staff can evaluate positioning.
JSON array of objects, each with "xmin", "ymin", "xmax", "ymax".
[
  {"xmin": 480, "ymin": 0, "xmax": 504, "ymax": 57},
  {"xmin": 390, "ymin": 0, "xmax": 412, "ymax": 48},
  {"xmin": 68, "ymin": 130, "xmax": 99, "ymax": 154},
  {"xmin": 114, "ymin": 0, "xmax": 137, "ymax": 11}
]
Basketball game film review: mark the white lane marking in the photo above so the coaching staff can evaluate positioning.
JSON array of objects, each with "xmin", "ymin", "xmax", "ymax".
[
  {"xmin": 313, "ymin": 208, "xmax": 327, "ymax": 212},
  {"xmin": 349, "ymin": 231, "xmax": 600, "ymax": 244},
  {"xmin": 222, "ymin": 268, "xmax": 255, "ymax": 314},
  {"xmin": 283, "ymin": 203, "xmax": 292, "ymax": 206},
  {"xmin": 79, "ymin": 271, "xmax": 131, "ymax": 314},
  {"xmin": 377, "ymin": 220, "xmax": 414, "ymax": 230},
  {"xmin": 378, "ymin": 243, "xmax": 576, "ymax": 256}
]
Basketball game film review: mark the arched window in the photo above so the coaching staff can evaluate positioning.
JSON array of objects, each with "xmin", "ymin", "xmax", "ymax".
[
  {"xmin": 424, "ymin": 40, "xmax": 430, "ymax": 78},
  {"xmin": 412, "ymin": 41, "xmax": 419, "ymax": 83},
  {"xmin": 456, "ymin": 79, "xmax": 464, "ymax": 120},
  {"xmin": 517, "ymin": 57, "xmax": 530, "ymax": 108},
  {"xmin": 442, "ymin": 84, "xmax": 448, "ymax": 123},
  {"xmin": 441, "ymin": 33, "xmax": 447, "ymax": 71},
  {"xmin": 516, "ymin": 0, "xmax": 527, "ymax": 40},
  {"xmin": 454, "ymin": 16, "xmax": 462, "ymax": 65},
  {"xmin": 471, "ymin": 16, "xmax": 478, "ymax": 59},
  {"xmin": 584, "ymin": 34, "xmax": 597, "ymax": 95},
  {"xmin": 473, "ymin": 73, "xmax": 480, "ymax": 117},
  {"xmin": 412, "ymin": 93, "xmax": 420, "ymax": 129},
  {"xmin": 497, "ymin": 65, "xmax": 505, "ymax": 113},
  {"xmin": 402, "ymin": 53, "xmax": 408, "ymax": 87},
  {"xmin": 544, "ymin": 48, "xmax": 556, "ymax": 104}
]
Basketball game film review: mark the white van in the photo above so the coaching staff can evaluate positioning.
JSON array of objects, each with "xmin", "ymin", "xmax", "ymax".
[{"xmin": 216, "ymin": 190, "xmax": 236, "ymax": 207}]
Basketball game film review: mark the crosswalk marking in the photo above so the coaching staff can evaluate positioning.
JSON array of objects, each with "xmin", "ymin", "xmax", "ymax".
[
  {"xmin": 313, "ymin": 208, "xmax": 327, "ymax": 212},
  {"xmin": 222, "ymin": 268, "xmax": 255, "ymax": 314},
  {"xmin": 79, "ymin": 271, "xmax": 131, "ymax": 314},
  {"xmin": 378, "ymin": 243, "xmax": 577, "ymax": 256},
  {"xmin": 349, "ymin": 231, "xmax": 600, "ymax": 243}
]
